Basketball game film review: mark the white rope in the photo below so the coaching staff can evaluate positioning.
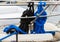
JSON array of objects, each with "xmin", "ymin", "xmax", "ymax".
[{"xmin": 0, "ymin": 14, "xmax": 60, "ymax": 20}]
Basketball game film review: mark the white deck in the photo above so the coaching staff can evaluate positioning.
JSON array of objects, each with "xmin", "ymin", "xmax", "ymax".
[{"xmin": 0, "ymin": 34, "xmax": 53, "ymax": 41}]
